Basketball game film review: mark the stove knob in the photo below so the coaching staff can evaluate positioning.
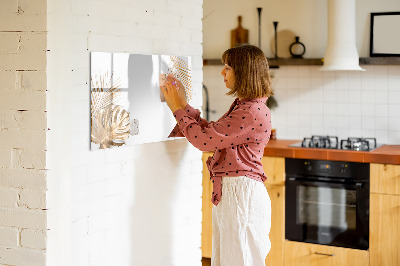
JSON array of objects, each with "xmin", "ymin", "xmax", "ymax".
[
  {"xmin": 340, "ymin": 164, "xmax": 347, "ymax": 174},
  {"xmin": 305, "ymin": 162, "xmax": 312, "ymax": 171}
]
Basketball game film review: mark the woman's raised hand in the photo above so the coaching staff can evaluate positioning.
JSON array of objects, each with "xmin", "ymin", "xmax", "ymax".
[
  {"xmin": 160, "ymin": 75, "xmax": 186, "ymax": 113},
  {"xmin": 172, "ymin": 75, "xmax": 188, "ymax": 108}
]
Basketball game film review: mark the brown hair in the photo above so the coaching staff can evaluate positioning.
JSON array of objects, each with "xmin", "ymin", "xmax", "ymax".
[{"xmin": 221, "ymin": 44, "xmax": 273, "ymax": 99}]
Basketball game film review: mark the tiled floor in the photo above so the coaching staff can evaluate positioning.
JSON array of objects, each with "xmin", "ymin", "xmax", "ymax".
[{"xmin": 202, "ymin": 257, "xmax": 211, "ymax": 266}]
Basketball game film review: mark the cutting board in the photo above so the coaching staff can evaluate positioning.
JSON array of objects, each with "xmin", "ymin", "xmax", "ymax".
[{"xmin": 231, "ymin": 16, "xmax": 249, "ymax": 48}]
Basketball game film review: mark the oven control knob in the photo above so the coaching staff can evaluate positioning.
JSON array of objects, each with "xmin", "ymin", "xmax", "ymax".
[
  {"xmin": 304, "ymin": 162, "xmax": 312, "ymax": 171},
  {"xmin": 340, "ymin": 164, "xmax": 347, "ymax": 174}
]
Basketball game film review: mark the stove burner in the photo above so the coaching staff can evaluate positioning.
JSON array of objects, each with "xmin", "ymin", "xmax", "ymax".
[
  {"xmin": 295, "ymin": 136, "xmax": 379, "ymax": 151},
  {"xmin": 301, "ymin": 135, "xmax": 339, "ymax": 149},
  {"xmin": 340, "ymin": 137, "xmax": 377, "ymax": 151}
]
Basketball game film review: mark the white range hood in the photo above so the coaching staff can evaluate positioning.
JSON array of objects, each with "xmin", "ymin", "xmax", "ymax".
[{"xmin": 320, "ymin": 0, "xmax": 365, "ymax": 71}]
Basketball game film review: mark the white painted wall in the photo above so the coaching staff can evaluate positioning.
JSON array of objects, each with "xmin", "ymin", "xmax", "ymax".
[
  {"xmin": 0, "ymin": 0, "xmax": 48, "ymax": 265},
  {"xmin": 203, "ymin": 0, "xmax": 400, "ymax": 145},
  {"xmin": 203, "ymin": 0, "xmax": 400, "ymax": 58},
  {"xmin": 46, "ymin": 1, "xmax": 203, "ymax": 266}
]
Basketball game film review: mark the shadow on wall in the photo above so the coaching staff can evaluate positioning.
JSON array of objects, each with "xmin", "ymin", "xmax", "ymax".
[{"xmin": 129, "ymin": 140, "xmax": 191, "ymax": 265}]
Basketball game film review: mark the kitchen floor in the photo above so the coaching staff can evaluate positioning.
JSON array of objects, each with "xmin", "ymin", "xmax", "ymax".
[{"xmin": 202, "ymin": 257, "xmax": 211, "ymax": 266}]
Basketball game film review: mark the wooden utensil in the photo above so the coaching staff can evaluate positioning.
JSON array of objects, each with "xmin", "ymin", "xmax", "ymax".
[{"xmin": 231, "ymin": 16, "xmax": 249, "ymax": 48}]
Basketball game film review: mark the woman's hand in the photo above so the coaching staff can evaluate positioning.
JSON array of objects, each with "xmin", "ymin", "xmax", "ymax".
[
  {"xmin": 161, "ymin": 75, "xmax": 185, "ymax": 113},
  {"xmin": 172, "ymin": 75, "xmax": 188, "ymax": 108}
]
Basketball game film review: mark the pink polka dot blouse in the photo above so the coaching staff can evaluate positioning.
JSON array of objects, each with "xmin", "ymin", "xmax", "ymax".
[{"xmin": 169, "ymin": 97, "xmax": 272, "ymax": 206}]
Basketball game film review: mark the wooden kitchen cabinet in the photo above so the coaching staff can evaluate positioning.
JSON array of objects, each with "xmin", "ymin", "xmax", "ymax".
[
  {"xmin": 370, "ymin": 163, "xmax": 400, "ymax": 266},
  {"xmin": 202, "ymin": 152, "xmax": 213, "ymax": 258},
  {"xmin": 262, "ymin": 156, "xmax": 285, "ymax": 266},
  {"xmin": 201, "ymin": 154, "xmax": 286, "ymax": 266},
  {"xmin": 370, "ymin": 193, "xmax": 400, "ymax": 266},
  {"xmin": 264, "ymin": 184, "xmax": 285, "ymax": 266},
  {"xmin": 284, "ymin": 241, "xmax": 369, "ymax": 266},
  {"xmin": 261, "ymin": 156, "xmax": 285, "ymax": 186},
  {"xmin": 370, "ymin": 163, "xmax": 400, "ymax": 195}
]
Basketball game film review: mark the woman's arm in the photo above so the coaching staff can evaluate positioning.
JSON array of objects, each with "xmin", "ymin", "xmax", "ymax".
[
  {"xmin": 162, "ymin": 75, "xmax": 210, "ymax": 137},
  {"xmin": 173, "ymin": 106, "xmax": 257, "ymax": 152},
  {"xmin": 168, "ymin": 103, "xmax": 211, "ymax": 137}
]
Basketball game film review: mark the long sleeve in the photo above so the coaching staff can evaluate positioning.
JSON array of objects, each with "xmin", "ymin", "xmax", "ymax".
[
  {"xmin": 172, "ymin": 97, "xmax": 271, "ymax": 206},
  {"xmin": 168, "ymin": 104, "xmax": 210, "ymax": 138},
  {"xmin": 173, "ymin": 105, "xmax": 257, "ymax": 152}
]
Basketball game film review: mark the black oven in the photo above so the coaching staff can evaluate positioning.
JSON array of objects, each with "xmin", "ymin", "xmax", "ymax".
[{"xmin": 285, "ymin": 158, "xmax": 369, "ymax": 250}]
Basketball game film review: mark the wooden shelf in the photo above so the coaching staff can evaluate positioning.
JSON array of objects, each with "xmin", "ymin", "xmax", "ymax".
[
  {"xmin": 203, "ymin": 58, "xmax": 323, "ymax": 67},
  {"xmin": 359, "ymin": 57, "xmax": 400, "ymax": 65},
  {"xmin": 203, "ymin": 57, "xmax": 400, "ymax": 67},
  {"xmin": 268, "ymin": 58, "xmax": 322, "ymax": 67}
]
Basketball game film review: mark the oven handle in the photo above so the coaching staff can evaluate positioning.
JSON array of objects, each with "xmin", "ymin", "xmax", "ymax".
[{"xmin": 286, "ymin": 177, "xmax": 364, "ymax": 189}]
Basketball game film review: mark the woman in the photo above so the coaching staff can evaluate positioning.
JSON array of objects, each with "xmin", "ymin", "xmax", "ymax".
[{"xmin": 161, "ymin": 44, "xmax": 273, "ymax": 266}]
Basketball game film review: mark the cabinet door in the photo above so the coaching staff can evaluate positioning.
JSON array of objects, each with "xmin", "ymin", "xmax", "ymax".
[
  {"xmin": 370, "ymin": 193, "xmax": 400, "ymax": 266},
  {"xmin": 284, "ymin": 241, "xmax": 369, "ymax": 266},
  {"xmin": 370, "ymin": 163, "xmax": 400, "ymax": 195},
  {"xmin": 261, "ymin": 156, "xmax": 285, "ymax": 185},
  {"xmin": 264, "ymin": 184, "xmax": 284, "ymax": 266},
  {"xmin": 201, "ymin": 152, "xmax": 213, "ymax": 258}
]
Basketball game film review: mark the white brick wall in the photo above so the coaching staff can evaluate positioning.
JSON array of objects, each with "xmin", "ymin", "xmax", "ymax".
[
  {"xmin": 0, "ymin": 0, "xmax": 48, "ymax": 265},
  {"xmin": 46, "ymin": 1, "xmax": 203, "ymax": 266},
  {"xmin": 21, "ymin": 229, "xmax": 47, "ymax": 250},
  {"xmin": 2, "ymin": 0, "xmax": 203, "ymax": 264}
]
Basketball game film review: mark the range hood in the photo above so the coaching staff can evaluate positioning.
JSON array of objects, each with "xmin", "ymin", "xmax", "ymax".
[{"xmin": 320, "ymin": 0, "xmax": 365, "ymax": 71}]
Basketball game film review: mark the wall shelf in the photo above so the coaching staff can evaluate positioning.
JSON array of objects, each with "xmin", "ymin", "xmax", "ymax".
[
  {"xmin": 268, "ymin": 58, "xmax": 323, "ymax": 67},
  {"xmin": 203, "ymin": 57, "xmax": 400, "ymax": 67},
  {"xmin": 203, "ymin": 58, "xmax": 323, "ymax": 67},
  {"xmin": 359, "ymin": 57, "xmax": 400, "ymax": 65}
]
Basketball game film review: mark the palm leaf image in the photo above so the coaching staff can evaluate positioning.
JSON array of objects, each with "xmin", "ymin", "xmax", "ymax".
[
  {"xmin": 166, "ymin": 56, "xmax": 193, "ymax": 102},
  {"xmin": 90, "ymin": 71, "xmax": 122, "ymax": 119},
  {"xmin": 91, "ymin": 104, "xmax": 130, "ymax": 149}
]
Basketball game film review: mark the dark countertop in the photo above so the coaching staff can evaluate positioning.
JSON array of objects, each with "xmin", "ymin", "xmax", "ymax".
[{"xmin": 263, "ymin": 139, "xmax": 400, "ymax": 165}]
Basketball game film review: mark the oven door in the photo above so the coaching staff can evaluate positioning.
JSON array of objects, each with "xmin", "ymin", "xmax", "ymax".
[{"xmin": 285, "ymin": 177, "xmax": 369, "ymax": 250}]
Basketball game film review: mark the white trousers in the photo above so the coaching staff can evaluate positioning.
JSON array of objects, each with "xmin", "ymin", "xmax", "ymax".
[{"xmin": 212, "ymin": 176, "xmax": 271, "ymax": 266}]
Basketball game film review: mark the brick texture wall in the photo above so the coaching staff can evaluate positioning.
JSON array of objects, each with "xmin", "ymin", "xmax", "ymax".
[
  {"xmin": 1, "ymin": 0, "xmax": 203, "ymax": 265},
  {"xmin": 46, "ymin": 0, "xmax": 203, "ymax": 266},
  {"xmin": 0, "ymin": 0, "xmax": 48, "ymax": 265}
]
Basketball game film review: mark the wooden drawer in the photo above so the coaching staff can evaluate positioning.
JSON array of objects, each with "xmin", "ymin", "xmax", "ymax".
[{"xmin": 284, "ymin": 241, "xmax": 369, "ymax": 266}]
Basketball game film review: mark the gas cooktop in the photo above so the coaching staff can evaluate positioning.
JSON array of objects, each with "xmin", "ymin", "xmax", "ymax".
[{"xmin": 289, "ymin": 135, "xmax": 382, "ymax": 151}]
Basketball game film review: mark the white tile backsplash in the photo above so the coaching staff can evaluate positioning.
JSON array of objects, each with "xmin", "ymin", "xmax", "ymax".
[
  {"xmin": 389, "ymin": 117, "xmax": 400, "ymax": 131},
  {"xmin": 374, "ymin": 90, "xmax": 388, "ymax": 104},
  {"xmin": 362, "ymin": 90, "xmax": 375, "ymax": 103},
  {"xmin": 203, "ymin": 64, "xmax": 400, "ymax": 144},
  {"xmin": 389, "ymin": 131, "xmax": 400, "ymax": 143},
  {"xmin": 361, "ymin": 104, "xmax": 375, "ymax": 117},
  {"xmin": 374, "ymin": 77, "xmax": 388, "ymax": 91},
  {"xmin": 389, "ymin": 104, "xmax": 400, "ymax": 117},
  {"xmin": 362, "ymin": 116, "xmax": 375, "ymax": 130},
  {"xmin": 388, "ymin": 91, "xmax": 400, "ymax": 104},
  {"xmin": 375, "ymin": 104, "xmax": 389, "ymax": 117},
  {"xmin": 388, "ymin": 75, "xmax": 400, "ymax": 91}
]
